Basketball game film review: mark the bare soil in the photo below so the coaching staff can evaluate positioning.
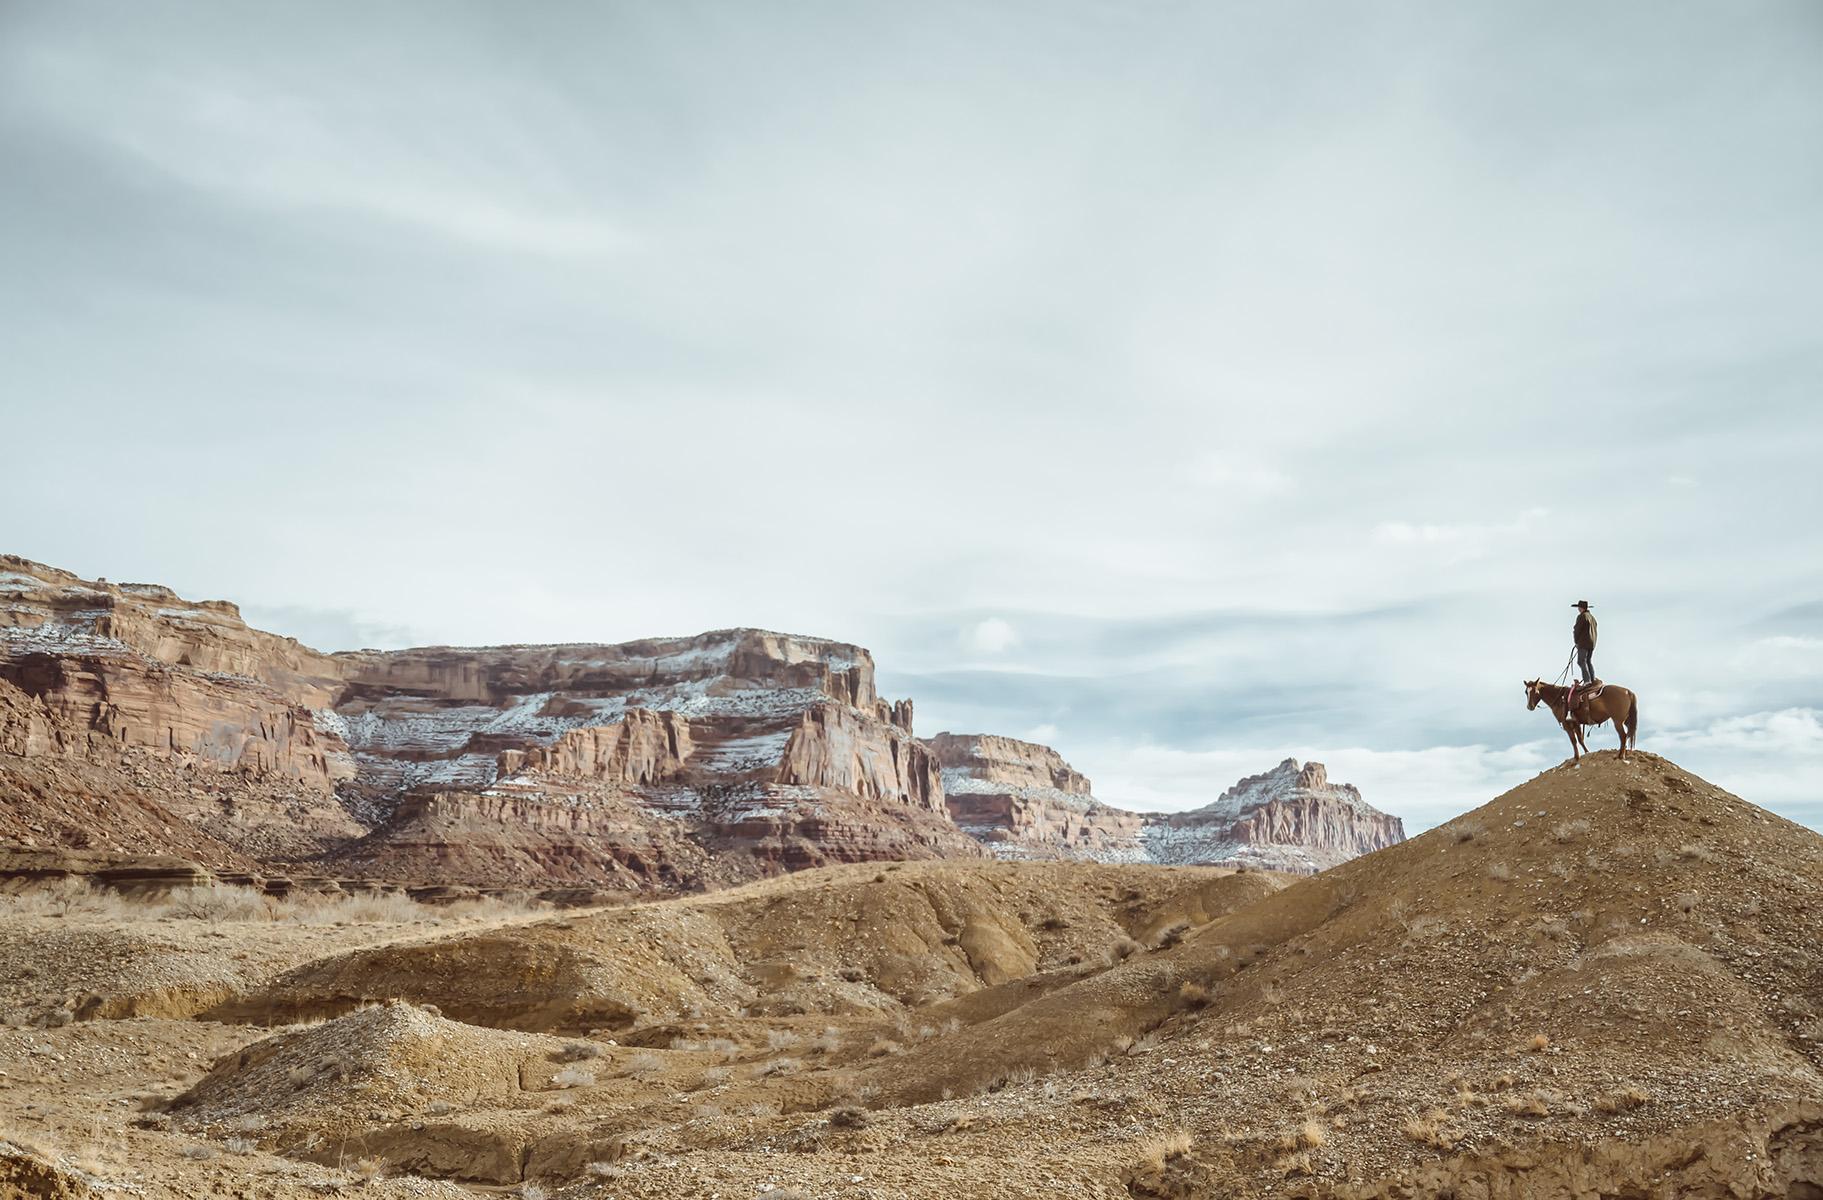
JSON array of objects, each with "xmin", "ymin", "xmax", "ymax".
[{"xmin": 3, "ymin": 752, "xmax": 1821, "ymax": 1199}]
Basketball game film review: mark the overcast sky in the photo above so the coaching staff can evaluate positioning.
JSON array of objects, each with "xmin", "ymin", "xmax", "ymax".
[{"xmin": 4, "ymin": 2, "xmax": 1820, "ymax": 831}]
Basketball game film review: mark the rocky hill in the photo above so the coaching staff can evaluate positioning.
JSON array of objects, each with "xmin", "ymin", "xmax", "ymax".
[
  {"xmin": 932, "ymin": 733, "xmax": 1404, "ymax": 872},
  {"xmin": 4, "ymin": 751, "xmax": 1816, "ymax": 1197},
  {"xmin": 2, "ymin": 556, "xmax": 1397, "ymax": 891}
]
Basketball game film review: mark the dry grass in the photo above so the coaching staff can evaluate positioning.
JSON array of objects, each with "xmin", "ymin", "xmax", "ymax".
[
  {"xmin": 1503, "ymin": 1091, "xmax": 1552, "ymax": 1118},
  {"xmin": 1487, "ymin": 861, "xmax": 1513, "ymax": 882},
  {"xmin": 828, "ymin": 1105, "xmax": 871, "ymax": 1129},
  {"xmin": 1595, "ymin": 1086, "xmax": 1650, "ymax": 1114},
  {"xmin": 1552, "ymin": 819, "xmax": 1593, "ymax": 843},
  {"xmin": 1135, "ymin": 1129, "xmax": 1192, "ymax": 1170},
  {"xmin": 1177, "ymin": 981, "xmax": 1211, "ymax": 1009},
  {"xmin": 1528, "ymin": 1033, "xmax": 1551, "ymax": 1052},
  {"xmin": 552, "ymin": 1065, "xmax": 595, "ymax": 1088},
  {"xmin": 1401, "ymin": 1108, "xmax": 1460, "ymax": 1150}
]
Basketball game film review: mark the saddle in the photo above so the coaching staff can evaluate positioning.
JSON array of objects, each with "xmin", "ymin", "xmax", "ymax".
[{"xmin": 1567, "ymin": 680, "xmax": 1606, "ymax": 710}]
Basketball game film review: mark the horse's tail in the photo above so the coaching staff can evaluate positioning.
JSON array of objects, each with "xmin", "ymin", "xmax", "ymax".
[{"xmin": 1626, "ymin": 693, "xmax": 1639, "ymax": 743}]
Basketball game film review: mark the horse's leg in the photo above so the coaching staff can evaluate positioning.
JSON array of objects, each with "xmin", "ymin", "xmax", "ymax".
[
  {"xmin": 1614, "ymin": 713, "xmax": 1627, "ymax": 761},
  {"xmin": 1564, "ymin": 720, "xmax": 1580, "ymax": 764}
]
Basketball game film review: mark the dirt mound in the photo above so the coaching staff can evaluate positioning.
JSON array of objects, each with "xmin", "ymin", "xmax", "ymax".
[
  {"xmin": 210, "ymin": 861, "xmax": 1254, "ymax": 1032},
  {"xmin": 837, "ymin": 752, "xmax": 1823, "ymax": 1194}
]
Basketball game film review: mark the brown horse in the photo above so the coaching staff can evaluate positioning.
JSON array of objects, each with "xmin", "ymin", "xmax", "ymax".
[{"xmin": 1525, "ymin": 679, "xmax": 1639, "ymax": 764}]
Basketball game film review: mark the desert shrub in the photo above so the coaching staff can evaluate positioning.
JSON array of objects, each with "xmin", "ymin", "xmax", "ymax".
[
  {"xmin": 586, "ymin": 1162, "xmax": 623, "ymax": 1179},
  {"xmin": 1107, "ymin": 937, "xmax": 1144, "ymax": 964},
  {"xmin": 766, "ymin": 1029, "xmax": 804, "ymax": 1052},
  {"xmin": 829, "ymin": 1105, "xmax": 871, "ymax": 1129},
  {"xmin": 554, "ymin": 1041, "xmax": 602, "ymax": 1063},
  {"xmin": 1528, "ymin": 1033, "xmax": 1550, "ymax": 1052},
  {"xmin": 1177, "ymin": 981, "xmax": 1211, "ymax": 1009},
  {"xmin": 759, "ymin": 1057, "xmax": 801, "ymax": 1077},
  {"xmin": 838, "ymin": 966, "xmax": 866, "ymax": 982},
  {"xmin": 1451, "ymin": 820, "xmax": 1484, "ymax": 843},
  {"xmin": 620, "ymin": 1051, "xmax": 664, "ymax": 1078},
  {"xmin": 812, "ymin": 1027, "xmax": 842, "ymax": 1054},
  {"xmin": 698, "ymin": 1066, "xmax": 731, "ymax": 1089},
  {"xmin": 181, "ymin": 1144, "xmax": 214, "ymax": 1161},
  {"xmin": 166, "ymin": 886, "xmax": 276, "ymax": 923},
  {"xmin": 224, "ymin": 1137, "xmax": 256, "ymax": 1155},
  {"xmin": 1552, "ymin": 819, "xmax": 1592, "ymax": 843},
  {"xmin": 552, "ymin": 1065, "xmax": 595, "ymax": 1088},
  {"xmin": 1040, "ymin": 914, "xmax": 1070, "ymax": 931},
  {"xmin": 1151, "ymin": 921, "xmax": 1192, "ymax": 951},
  {"xmin": 868, "ymin": 1039, "xmax": 902, "ymax": 1058},
  {"xmin": 1487, "ymin": 862, "xmax": 1513, "ymax": 882}
]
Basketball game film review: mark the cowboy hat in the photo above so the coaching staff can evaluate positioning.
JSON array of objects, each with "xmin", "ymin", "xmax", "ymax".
[{"xmin": 1571, "ymin": 600, "xmax": 1591, "ymax": 608}]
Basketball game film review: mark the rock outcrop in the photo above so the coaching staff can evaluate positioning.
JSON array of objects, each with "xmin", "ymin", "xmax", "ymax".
[
  {"xmin": 931, "ymin": 733, "xmax": 1403, "ymax": 873},
  {"xmin": 1, "ymin": 558, "xmax": 979, "ymax": 888},
  {"xmin": 1141, "ymin": 757, "xmax": 1406, "ymax": 872},
  {"xmin": 1, "ymin": 555, "xmax": 1398, "ymax": 888},
  {"xmin": 930, "ymin": 732, "xmax": 1146, "ymax": 861}
]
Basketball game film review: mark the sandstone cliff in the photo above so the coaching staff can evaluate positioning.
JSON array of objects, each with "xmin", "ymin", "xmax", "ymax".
[
  {"xmin": 1, "ymin": 555, "xmax": 1396, "ymax": 889},
  {"xmin": 1141, "ymin": 757, "xmax": 1406, "ymax": 872},
  {"xmin": 930, "ymin": 732, "xmax": 1403, "ymax": 873},
  {"xmin": 929, "ymin": 732, "xmax": 1145, "ymax": 861},
  {"xmin": 1, "ymin": 558, "xmax": 976, "ymax": 888}
]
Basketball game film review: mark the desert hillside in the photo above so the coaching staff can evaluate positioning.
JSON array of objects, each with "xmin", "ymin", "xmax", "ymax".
[{"xmin": 2, "ymin": 750, "xmax": 1819, "ymax": 1198}]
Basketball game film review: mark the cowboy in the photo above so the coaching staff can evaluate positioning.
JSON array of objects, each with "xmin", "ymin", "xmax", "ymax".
[{"xmin": 1572, "ymin": 600, "xmax": 1597, "ymax": 685}]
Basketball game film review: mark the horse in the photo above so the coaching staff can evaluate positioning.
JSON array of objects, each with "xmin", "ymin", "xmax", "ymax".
[{"xmin": 1524, "ymin": 679, "xmax": 1639, "ymax": 764}]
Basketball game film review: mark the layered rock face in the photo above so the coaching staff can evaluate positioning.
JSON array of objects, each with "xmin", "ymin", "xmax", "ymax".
[
  {"xmin": 0, "ymin": 557, "xmax": 352, "ymax": 790},
  {"xmin": 2, "ymin": 555, "xmax": 1396, "ymax": 889},
  {"xmin": 1, "ymin": 558, "xmax": 975, "ymax": 889},
  {"xmin": 932, "ymin": 733, "xmax": 1403, "ymax": 873},
  {"xmin": 1141, "ymin": 758, "xmax": 1406, "ymax": 872},
  {"xmin": 929, "ymin": 733, "xmax": 1145, "ymax": 861}
]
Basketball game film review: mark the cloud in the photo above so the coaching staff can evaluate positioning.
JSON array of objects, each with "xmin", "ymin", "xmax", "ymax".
[
  {"xmin": 963, "ymin": 618, "xmax": 1020, "ymax": 656},
  {"xmin": 1370, "ymin": 508, "xmax": 1550, "ymax": 559},
  {"xmin": 1, "ymin": 2, "xmax": 1819, "ymax": 835},
  {"xmin": 236, "ymin": 604, "xmax": 421, "ymax": 654}
]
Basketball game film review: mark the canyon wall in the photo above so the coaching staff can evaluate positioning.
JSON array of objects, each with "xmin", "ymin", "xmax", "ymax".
[{"xmin": 1, "ymin": 555, "xmax": 1399, "ymax": 889}]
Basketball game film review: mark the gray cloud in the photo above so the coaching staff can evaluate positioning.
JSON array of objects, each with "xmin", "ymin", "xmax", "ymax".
[{"xmin": 2, "ymin": 1, "xmax": 1819, "ymax": 829}]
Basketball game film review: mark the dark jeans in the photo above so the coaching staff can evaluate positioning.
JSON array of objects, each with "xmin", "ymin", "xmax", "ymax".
[{"xmin": 1576, "ymin": 647, "xmax": 1595, "ymax": 684}]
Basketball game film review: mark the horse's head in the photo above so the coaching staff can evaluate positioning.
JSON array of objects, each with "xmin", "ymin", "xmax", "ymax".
[{"xmin": 1524, "ymin": 679, "xmax": 1543, "ymax": 710}]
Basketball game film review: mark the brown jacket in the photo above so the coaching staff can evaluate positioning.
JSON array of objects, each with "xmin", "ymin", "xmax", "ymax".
[{"xmin": 1574, "ymin": 611, "xmax": 1597, "ymax": 652}]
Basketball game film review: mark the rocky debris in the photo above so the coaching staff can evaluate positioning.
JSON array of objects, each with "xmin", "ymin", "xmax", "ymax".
[{"xmin": 934, "ymin": 734, "xmax": 1403, "ymax": 872}]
